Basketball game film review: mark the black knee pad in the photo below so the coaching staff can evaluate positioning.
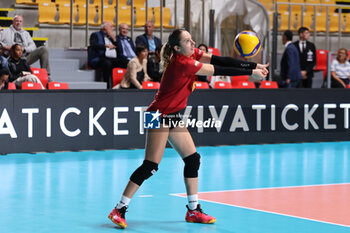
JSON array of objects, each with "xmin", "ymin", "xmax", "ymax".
[
  {"xmin": 130, "ymin": 160, "xmax": 158, "ymax": 186},
  {"xmin": 183, "ymin": 152, "xmax": 201, "ymax": 178}
]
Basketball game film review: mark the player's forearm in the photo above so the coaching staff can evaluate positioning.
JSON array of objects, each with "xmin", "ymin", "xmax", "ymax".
[{"xmin": 210, "ymin": 55, "xmax": 257, "ymax": 69}]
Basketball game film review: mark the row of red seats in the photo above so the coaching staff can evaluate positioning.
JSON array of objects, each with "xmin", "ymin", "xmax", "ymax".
[
  {"xmin": 137, "ymin": 80, "xmax": 278, "ymax": 89},
  {"xmin": 112, "ymin": 69, "xmax": 279, "ymax": 89},
  {"xmin": 197, "ymin": 80, "xmax": 278, "ymax": 89},
  {"xmin": 8, "ymin": 81, "xmax": 69, "ymax": 90},
  {"xmin": 7, "ymin": 67, "xmax": 69, "ymax": 90}
]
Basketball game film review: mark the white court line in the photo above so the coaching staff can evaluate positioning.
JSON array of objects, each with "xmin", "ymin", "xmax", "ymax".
[
  {"xmin": 171, "ymin": 182, "xmax": 350, "ymax": 195},
  {"xmin": 138, "ymin": 195, "xmax": 153, "ymax": 198},
  {"xmin": 170, "ymin": 182, "xmax": 350, "ymax": 228}
]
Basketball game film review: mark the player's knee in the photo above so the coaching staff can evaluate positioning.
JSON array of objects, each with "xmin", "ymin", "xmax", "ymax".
[
  {"xmin": 130, "ymin": 160, "xmax": 158, "ymax": 186},
  {"xmin": 183, "ymin": 152, "xmax": 201, "ymax": 178}
]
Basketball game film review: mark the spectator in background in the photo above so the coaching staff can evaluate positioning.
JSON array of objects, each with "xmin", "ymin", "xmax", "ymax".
[
  {"xmin": 330, "ymin": 48, "xmax": 350, "ymax": 88},
  {"xmin": 135, "ymin": 21, "xmax": 162, "ymax": 54},
  {"xmin": 88, "ymin": 21, "xmax": 128, "ymax": 89},
  {"xmin": 147, "ymin": 45, "xmax": 162, "ymax": 82},
  {"xmin": 0, "ymin": 43, "xmax": 8, "ymax": 71},
  {"xmin": 293, "ymin": 27, "xmax": 316, "ymax": 88},
  {"xmin": 280, "ymin": 30, "xmax": 302, "ymax": 88},
  {"xmin": 116, "ymin": 23, "xmax": 136, "ymax": 65},
  {"xmin": 7, "ymin": 44, "xmax": 44, "ymax": 89},
  {"xmin": 0, "ymin": 68, "xmax": 10, "ymax": 90},
  {"xmin": 198, "ymin": 43, "xmax": 208, "ymax": 53},
  {"xmin": 197, "ymin": 43, "xmax": 210, "ymax": 84},
  {"xmin": 0, "ymin": 15, "xmax": 51, "ymax": 77},
  {"xmin": 116, "ymin": 45, "xmax": 151, "ymax": 89}
]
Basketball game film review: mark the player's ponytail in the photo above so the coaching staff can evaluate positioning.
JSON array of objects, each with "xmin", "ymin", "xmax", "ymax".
[
  {"xmin": 160, "ymin": 43, "xmax": 172, "ymax": 72},
  {"xmin": 160, "ymin": 29, "xmax": 186, "ymax": 72}
]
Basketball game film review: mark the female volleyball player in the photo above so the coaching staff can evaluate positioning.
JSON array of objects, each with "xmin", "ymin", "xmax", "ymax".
[{"xmin": 108, "ymin": 29, "xmax": 268, "ymax": 228}]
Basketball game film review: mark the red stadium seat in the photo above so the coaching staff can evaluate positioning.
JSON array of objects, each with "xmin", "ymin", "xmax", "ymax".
[
  {"xmin": 208, "ymin": 47, "xmax": 221, "ymax": 56},
  {"xmin": 214, "ymin": 81, "xmax": 232, "ymax": 89},
  {"xmin": 31, "ymin": 67, "xmax": 49, "ymax": 87},
  {"xmin": 260, "ymin": 81, "xmax": 278, "ymax": 89},
  {"xmin": 22, "ymin": 82, "xmax": 43, "ymax": 90},
  {"xmin": 48, "ymin": 82, "xmax": 69, "ymax": 89},
  {"xmin": 142, "ymin": 81, "xmax": 160, "ymax": 89},
  {"xmin": 314, "ymin": 49, "xmax": 329, "ymax": 78},
  {"xmin": 112, "ymin": 68, "xmax": 126, "ymax": 87},
  {"xmin": 232, "ymin": 81, "xmax": 256, "ymax": 89},
  {"xmin": 195, "ymin": 81, "xmax": 209, "ymax": 89},
  {"xmin": 8, "ymin": 82, "xmax": 16, "ymax": 90},
  {"xmin": 231, "ymin": 75, "xmax": 249, "ymax": 87}
]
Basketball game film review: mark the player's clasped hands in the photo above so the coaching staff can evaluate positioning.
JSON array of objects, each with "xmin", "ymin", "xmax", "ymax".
[{"xmin": 252, "ymin": 63, "xmax": 269, "ymax": 81}]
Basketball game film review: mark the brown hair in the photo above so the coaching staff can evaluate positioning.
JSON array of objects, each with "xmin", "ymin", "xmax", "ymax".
[
  {"xmin": 135, "ymin": 44, "xmax": 147, "ymax": 56},
  {"xmin": 337, "ymin": 48, "xmax": 348, "ymax": 62},
  {"xmin": 160, "ymin": 29, "xmax": 186, "ymax": 72}
]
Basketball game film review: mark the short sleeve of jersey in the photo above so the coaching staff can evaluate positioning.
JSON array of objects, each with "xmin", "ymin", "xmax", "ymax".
[
  {"xmin": 183, "ymin": 57, "xmax": 203, "ymax": 75},
  {"xmin": 193, "ymin": 47, "xmax": 204, "ymax": 60}
]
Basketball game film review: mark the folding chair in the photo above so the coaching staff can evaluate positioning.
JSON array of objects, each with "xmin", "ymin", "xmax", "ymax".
[
  {"xmin": 8, "ymin": 82, "xmax": 16, "ymax": 90},
  {"xmin": 232, "ymin": 81, "xmax": 256, "ymax": 89},
  {"xmin": 214, "ymin": 81, "xmax": 232, "ymax": 89},
  {"xmin": 31, "ymin": 67, "xmax": 49, "ymax": 87},
  {"xmin": 260, "ymin": 80, "xmax": 278, "ymax": 88},
  {"xmin": 112, "ymin": 68, "xmax": 126, "ymax": 87},
  {"xmin": 195, "ymin": 81, "xmax": 210, "ymax": 89},
  {"xmin": 48, "ymin": 82, "xmax": 69, "ymax": 89},
  {"xmin": 142, "ymin": 81, "xmax": 160, "ymax": 89},
  {"xmin": 208, "ymin": 47, "xmax": 221, "ymax": 56},
  {"xmin": 314, "ymin": 49, "xmax": 329, "ymax": 78},
  {"xmin": 21, "ymin": 82, "xmax": 43, "ymax": 90},
  {"xmin": 231, "ymin": 75, "xmax": 249, "ymax": 87}
]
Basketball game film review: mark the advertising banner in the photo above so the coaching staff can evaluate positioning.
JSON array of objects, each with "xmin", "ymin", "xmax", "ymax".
[{"xmin": 1, "ymin": 89, "xmax": 349, "ymax": 154}]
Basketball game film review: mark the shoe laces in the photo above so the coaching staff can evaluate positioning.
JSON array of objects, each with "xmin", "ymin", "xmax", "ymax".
[
  {"xmin": 116, "ymin": 206, "xmax": 128, "ymax": 219},
  {"xmin": 187, "ymin": 204, "xmax": 206, "ymax": 215}
]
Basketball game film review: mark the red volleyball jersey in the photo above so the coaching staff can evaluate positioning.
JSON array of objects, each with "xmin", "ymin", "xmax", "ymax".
[{"xmin": 147, "ymin": 48, "xmax": 204, "ymax": 115}]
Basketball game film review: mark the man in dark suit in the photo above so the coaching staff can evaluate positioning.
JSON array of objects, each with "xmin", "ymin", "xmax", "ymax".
[
  {"xmin": 293, "ymin": 27, "xmax": 316, "ymax": 88},
  {"xmin": 135, "ymin": 21, "xmax": 162, "ymax": 54},
  {"xmin": 280, "ymin": 30, "xmax": 302, "ymax": 88},
  {"xmin": 116, "ymin": 23, "xmax": 136, "ymax": 65},
  {"xmin": 88, "ymin": 21, "xmax": 128, "ymax": 89}
]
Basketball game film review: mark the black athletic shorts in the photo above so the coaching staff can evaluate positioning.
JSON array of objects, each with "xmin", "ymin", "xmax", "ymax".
[{"xmin": 160, "ymin": 111, "xmax": 182, "ymax": 130}]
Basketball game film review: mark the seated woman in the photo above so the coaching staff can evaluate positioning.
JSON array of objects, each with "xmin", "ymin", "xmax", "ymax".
[
  {"xmin": 117, "ymin": 45, "xmax": 151, "ymax": 89},
  {"xmin": 331, "ymin": 48, "xmax": 350, "ymax": 88},
  {"xmin": 7, "ymin": 44, "xmax": 44, "ymax": 89}
]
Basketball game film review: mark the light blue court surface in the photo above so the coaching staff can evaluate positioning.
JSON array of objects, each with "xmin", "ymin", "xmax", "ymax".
[{"xmin": 1, "ymin": 142, "xmax": 350, "ymax": 233}]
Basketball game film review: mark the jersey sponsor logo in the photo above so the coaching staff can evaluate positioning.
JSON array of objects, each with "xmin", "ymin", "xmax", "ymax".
[
  {"xmin": 194, "ymin": 61, "xmax": 199, "ymax": 66},
  {"xmin": 144, "ymin": 110, "xmax": 161, "ymax": 129}
]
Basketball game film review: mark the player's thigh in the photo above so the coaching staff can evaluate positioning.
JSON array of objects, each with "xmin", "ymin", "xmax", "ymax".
[
  {"xmin": 144, "ymin": 126, "xmax": 170, "ymax": 164},
  {"xmin": 168, "ymin": 126, "xmax": 196, "ymax": 159}
]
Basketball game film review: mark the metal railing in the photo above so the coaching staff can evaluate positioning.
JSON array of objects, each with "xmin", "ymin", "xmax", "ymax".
[
  {"xmin": 275, "ymin": 2, "xmax": 350, "ymax": 49},
  {"xmin": 67, "ymin": 0, "xmax": 177, "ymax": 47}
]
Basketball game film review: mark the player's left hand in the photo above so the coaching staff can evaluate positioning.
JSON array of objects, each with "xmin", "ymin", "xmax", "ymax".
[{"xmin": 256, "ymin": 63, "xmax": 269, "ymax": 70}]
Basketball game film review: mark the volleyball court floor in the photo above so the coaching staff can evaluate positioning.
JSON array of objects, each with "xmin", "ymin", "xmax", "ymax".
[{"xmin": 1, "ymin": 142, "xmax": 350, "ymax": 233}]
